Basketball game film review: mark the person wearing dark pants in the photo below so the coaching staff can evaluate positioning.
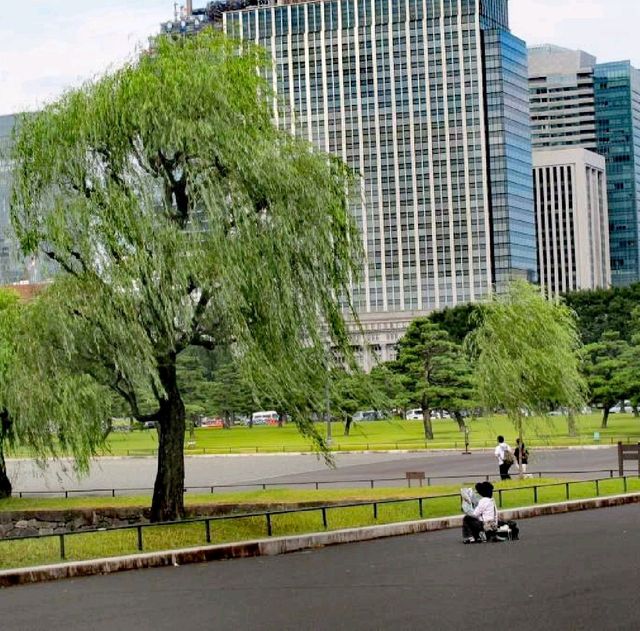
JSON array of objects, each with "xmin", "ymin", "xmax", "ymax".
[
  {"xmin": 462, "ymin": 482, "xmax": 498, "ymax": 544},
  {"xmin": 495, "ymin": 435, "xmax": 513, "ymax": 480}
]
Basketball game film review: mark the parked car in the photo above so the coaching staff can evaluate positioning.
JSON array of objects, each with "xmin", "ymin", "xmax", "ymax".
[
  {"xmin": 353, "ymin": 410, "xmax": 385, "ymax": 422},
  {"xmin": 143, "ymin": 420, "xmax": 156, "ymax": 429},
  {"xmin": 405, "ymin": 409, "xmax": 423, "ymax": 420}
]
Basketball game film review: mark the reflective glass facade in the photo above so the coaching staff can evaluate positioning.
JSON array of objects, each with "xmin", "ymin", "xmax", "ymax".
[
  {"xmin": 594, "ymin": 62, "xmax": 640, "ymax": 286},
  {"xmin": 0, "ymin": 114, "xmax": 47, "ymax": 285},
  {"xmin": 223, "ymin": 0, "xmax": 535, "ymax": 338}
]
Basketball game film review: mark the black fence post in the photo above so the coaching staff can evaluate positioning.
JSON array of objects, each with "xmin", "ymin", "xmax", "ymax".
[
  {"xmin": 370, "ymin": 480, "xmax": 375, "ymax": 489},
  {"xmin": 498, "ymin": 489, "xmax": 503, "ymax": 508},
  {"xmin": 533, "ymin": 486, "xmax": 538, "ymax": 504},
  {"xmin": 315, "ymin": 482, "xmax": 319, "ymax": 491},
  {"xmin": 111, "ymin": 489, "xmax": 116, "ymax": 498},
  {"xmin": 59, "ymin": 534, "xmax": 66, "ymax": 560},
  {"xmin": 623, "ymin": 477, "xmax": 628, "ymax": 493},
  {"xmin": 322, "ymin": 507, "xmax": 328, "ymax": 529},
  {"xmin": 595, "ymin": 479, "xmax": 600, "ymax": 496},
  {"xmin": 266, "ymin": 513, "xmax": 272, "ymax": 537},
  {"xmin": 137, "ymin": 526, "xmax": 143, "ymax": 551},
  {"xmin": 565, "ymin": 483, "xmax": 570, "ymax": 501},
  {"xmin": 418, "ymin": 498, "xmax": 423, "ymax": 518},
  {"xmin": 205, "ymin": 519, "xmax": 211, "ymax": 544},
  {"xmin": 373, "ymin": 503, "xmax": 378, "ymax": 520}
]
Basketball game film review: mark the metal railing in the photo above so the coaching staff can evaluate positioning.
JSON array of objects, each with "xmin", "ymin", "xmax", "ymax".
[
  {"xmin": 11, "ymin": 468, "xmax": 625, "ymax": 499},
  {"xmin": 2, "ymin": 475, "xmax": 639, "ymax": 564},
  {"xmin": 116, "ymin": 435, "xmax": 640, "ymax": 455}
]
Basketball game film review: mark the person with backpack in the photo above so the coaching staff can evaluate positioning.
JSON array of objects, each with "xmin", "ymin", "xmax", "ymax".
[
  {"xmin": 495, "ymin": 435, "xmax": 514, "ymax": 480},
  {"xmin": 514, "ymin": 437, "xmax": 529, "ymax": 476}
]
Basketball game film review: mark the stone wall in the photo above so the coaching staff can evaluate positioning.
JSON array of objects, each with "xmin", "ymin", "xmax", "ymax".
[{"xmin": 0, "ymin": 500, "xmax": 345, "ymax": 539}]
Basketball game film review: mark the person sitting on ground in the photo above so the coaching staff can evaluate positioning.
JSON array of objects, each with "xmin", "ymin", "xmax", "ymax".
[
  {"xmin": 462, "ymin": 481, "xmax": 498, "ymax": 544},
  {"xmin": 514, "ymin": 438, "xmax": 529, "ymax": 475},
  {"xmin": 495, "ymin": 435, "xmax": 513, "ymax": 480}
]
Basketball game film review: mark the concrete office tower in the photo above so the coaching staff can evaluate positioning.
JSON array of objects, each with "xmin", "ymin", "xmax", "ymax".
[
  {"xmin": 594, "ymin": 61, "xmax": 640, "ymax": 287},
  {"xmin": 0, "ymin": 114, "xmax": 23, "ymax": 284},
  {"xmin": 0, "ymin": 114, "xmax": 46, "ymax": 285},
  {"xmin": 528, "ymin": 45, "xmax": 597, "ymax": 151},
  {"xmin": 216, "ymin": 0, "xmax": 535, "ymax": 366},
  {"xmin": 533, "ymin": 148, "xmax": 610, "ymax": 298}
]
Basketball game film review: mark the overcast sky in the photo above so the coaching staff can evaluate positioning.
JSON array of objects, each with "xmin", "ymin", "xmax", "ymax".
[{"xmin": 1, "ymin": 0, "xmax": 639, "ymax": 116}]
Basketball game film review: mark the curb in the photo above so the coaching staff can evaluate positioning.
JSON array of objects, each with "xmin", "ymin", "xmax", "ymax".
[{"xmin": 1, "ymin": 492, "xmax": 638, "ymax": 588}]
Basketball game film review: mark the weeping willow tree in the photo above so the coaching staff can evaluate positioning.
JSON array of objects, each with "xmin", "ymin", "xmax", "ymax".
[
  {"xmin": 0, "ymin": 288, "xmax": 108, "ymax": 499},
  {"xmin": 9, "ymin": 31, "xmax": 361, "ymax": 521},
  {"xmin": 467, "ymin": 281, "xmax": 586, "ymax": 464}
]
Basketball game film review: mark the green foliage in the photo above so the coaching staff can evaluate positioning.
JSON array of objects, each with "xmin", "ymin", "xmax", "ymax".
[
  {"xmin": 427, "ymin": 303, "xmax": 481, "ymax": 345},
  {"xmin": 468, "ymin": 281, "xmax": 586, "ymax": 435},
  {"xmin": 564, "ymin": 284, "xmax": 640, "ymax": 344},
  {"xmin": 8, "ymin": 31, "xmax": 361, "ymax": 518},
  {"xmin": 582, "ymin": 330, "xmax": 632, "ymax": 427},
  {"xmin": 394, "ymin": 319, "xmax": 474, "ymax": 439}
]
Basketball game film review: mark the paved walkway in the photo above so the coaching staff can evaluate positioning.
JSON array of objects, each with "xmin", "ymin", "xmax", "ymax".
[
  {"xmin": 7, "ymin": 447, "xmax": 621, "ymax": 495},
  {"xmin": 1, "ymin": 505, "xmax": 639, "ymax": 630}
]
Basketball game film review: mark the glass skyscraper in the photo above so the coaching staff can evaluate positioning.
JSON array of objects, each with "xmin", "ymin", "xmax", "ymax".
[
  {"xmin": 594, "ymin": 61, "xmax": 640, "ymax": 286},
  {"xmin": 168, "ymin": 0, "xmax": 536, "ymax": 363},
  {"xmin": 0, "ymin": 114, "xmax": 47, "ymax": 285}
]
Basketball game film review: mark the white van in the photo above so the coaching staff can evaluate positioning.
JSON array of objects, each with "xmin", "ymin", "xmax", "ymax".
[{"xmin": 250, "ymin": 411, "xmax": 280, "ymax": 425}]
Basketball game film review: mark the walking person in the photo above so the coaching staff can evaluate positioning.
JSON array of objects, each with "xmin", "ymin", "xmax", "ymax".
[
  {"xmin": 514, "ymin": 437, "xmax": 529, "ymax": 476},
  {"xmin": 495, "ymin": 435, "xmax": 514, "ymax": 480}
]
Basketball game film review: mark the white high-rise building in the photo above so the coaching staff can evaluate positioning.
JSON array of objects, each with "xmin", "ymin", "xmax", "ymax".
[
  {"xmin": 533, "ymin": 148, "xmax": 610, "ymax": 297},
  {"xmin": 528, "ymin": 45, "xmax": 597, "ymax": 151},
  {"xmin": 216, "ymin": 0, "xmax": 536, "ymax": 367}
]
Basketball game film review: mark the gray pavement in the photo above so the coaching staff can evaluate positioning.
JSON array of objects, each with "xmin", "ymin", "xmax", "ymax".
[
  {"xmin": 6, "ymin": 447, "xmax": 622, "ymax": 495},
  {"xmin": 1, "ymin": 504, "xmax": 639, "ymax": 630}
]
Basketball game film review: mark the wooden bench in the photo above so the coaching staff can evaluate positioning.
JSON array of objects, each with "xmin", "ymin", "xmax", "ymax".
[{"xmin": 405, "ymin": 471, "xmax": 426, "ymax": 487}]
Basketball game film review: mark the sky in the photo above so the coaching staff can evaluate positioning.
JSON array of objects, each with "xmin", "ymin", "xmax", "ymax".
[{"xmin": 1, "ymin": 0, "xmax": 640, "ymax": 116}]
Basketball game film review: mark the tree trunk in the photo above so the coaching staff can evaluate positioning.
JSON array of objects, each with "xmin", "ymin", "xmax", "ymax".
[
  {"xmin": 601, "ymin": 407, "xmax": 610, "ymax": 429},
  {"xmin": 0, "ymin": 414, "xmax": 12, "ymax": 499},
  {"xmin": 567, "ymin": 410, "xmax": 578, "ymax": 437},
  {"xmin": 344, "ymin": 415, "xmax": 353, "ymax": 436},
  {"xmin": 151, "ymin": 358, "xmax": 186, "ymax": 523},
  {"xmin": 0, "ymin": 440, "xmax": 12, "ymax": 499},
  {"xmin": 516, "ymin": 414, "xmax": 524, "ymax": 480},
  {"xmin": 421, "ymin": 408, "xmax": 434, "ymax": 440},
  {"xmin": 453, "ymin": 411, "xmax": 466, "ymax": 432}
]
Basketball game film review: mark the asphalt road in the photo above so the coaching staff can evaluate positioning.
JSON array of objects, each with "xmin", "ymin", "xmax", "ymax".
[
  {"xmin": 6, "ymin": 447, "xmax": 622, "ymax": 495},
  {"xmin": 1, "ymin": 505, "xmax": 639, "ymax": 630}
]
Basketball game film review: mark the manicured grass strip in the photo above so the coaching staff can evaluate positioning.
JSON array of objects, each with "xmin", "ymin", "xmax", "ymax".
[
  {"xmin": 10, "ymin": 413, "xmax": 640, "ymax": 458},
  {"xmin": 1, "ymin": 477, "xmax": 639, "ymax": 571}
]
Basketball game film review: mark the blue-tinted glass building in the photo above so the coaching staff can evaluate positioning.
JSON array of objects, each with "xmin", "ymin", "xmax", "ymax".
[
  {"xmin": 594, "ymin": 61, "xmax": 640, "ymax": 286},
  {"xmin": 171, "ymin": 0, "xmax": 536, "ymax": 363},
  {"xmin": 0, "ymin": 114, "xmax": 48, "ymax": 285}
]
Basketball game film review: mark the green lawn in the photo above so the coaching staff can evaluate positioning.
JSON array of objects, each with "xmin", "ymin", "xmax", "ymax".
[
  {"xmin": 95, "ymin": 412, "xmax": 640, "ymax": 456},
  {"xmin": 0, "ymin": 476, "xmax": 638, "ymax": 571}
]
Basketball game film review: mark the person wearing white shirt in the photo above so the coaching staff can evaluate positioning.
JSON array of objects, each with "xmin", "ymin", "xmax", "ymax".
[
  {"xmin": 462, "ymin": 482, "xmax": 498, "ymax": 543},
  {"xmin": 494, "ymin": 435, "xmax": 513, "ymax": 480}
]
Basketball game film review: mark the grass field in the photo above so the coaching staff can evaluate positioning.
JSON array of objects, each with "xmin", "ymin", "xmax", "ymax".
[
  {"xmin": 96, "ymin": 412, "xmax": 640, "ymax": 456},
  {"xmin": 0, "ymin": 476, "xmax": 638, "ymax": 571}
]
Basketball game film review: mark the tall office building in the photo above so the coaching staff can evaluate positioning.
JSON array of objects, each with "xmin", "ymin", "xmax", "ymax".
[
  {"xmin": 528, "ymin": 45, "xmax": 597, "ymax": 151},
  {"xmin": 528, "ymin": 46, "xmax": 640, "ymax": 287},
  {"xmin": 166, "ymin": 1, "xmax": 537, "ymax": 365},
  {"xmin": 533, "ymin": 148, "xmax": 610, "ymax": 297},
  {"xmin": 0, "ymin": 114, "xmax": 46, "ymax": 285},
  {"xmin": 594, "ymin": 61, "xmax": 640, "ymax": 287}
]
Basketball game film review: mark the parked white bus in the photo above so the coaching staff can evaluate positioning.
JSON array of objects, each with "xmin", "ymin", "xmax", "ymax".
[{"xmin": 249, "ymin": 411, "xmax": 280, "ymax": 425}]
